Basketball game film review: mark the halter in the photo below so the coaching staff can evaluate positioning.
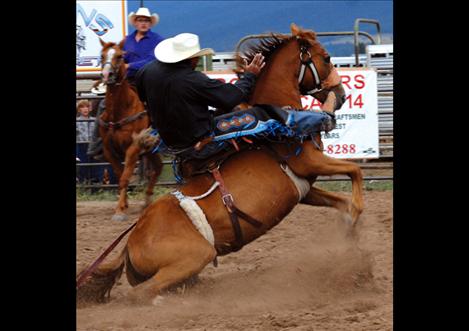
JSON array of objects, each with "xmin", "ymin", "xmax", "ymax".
[
  {"xmin": 98, "ymin": 46, "xmax": 146, "ymax": 131},
  {"xmin": 298, "ymin": 44, "xmax": 323, "ymax": 96},
  {"xmin": 102, "ymin": 47, "xmax": 127, "ymax": 86}
]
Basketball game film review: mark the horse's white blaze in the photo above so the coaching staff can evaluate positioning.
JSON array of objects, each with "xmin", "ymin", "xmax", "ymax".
[{"xmin": 102, "ymin": 48, "xmax": 116, "ymax": 81}]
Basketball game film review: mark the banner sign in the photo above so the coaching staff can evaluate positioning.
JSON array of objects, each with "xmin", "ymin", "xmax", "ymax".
[
  {"xmin": 206, "ymin": 68, "xmax": 379, "ymax": 159},
  {"xmin": 76, "ymin": 0, "xmax": 128, "ymax": 73}
]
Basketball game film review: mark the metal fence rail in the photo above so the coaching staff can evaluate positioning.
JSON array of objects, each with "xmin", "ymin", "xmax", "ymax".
[
  {"xmin": 77, "ymin": 175, "xmax": 393, "ymax": 189},
  {"xmin": 76, "ymin": 159, "xmax": 393, "ymax": 189}
]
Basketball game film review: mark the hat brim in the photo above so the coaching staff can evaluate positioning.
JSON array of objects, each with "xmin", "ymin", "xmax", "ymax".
[
  {"xmin": 154, "ymin": 38, "xmax": 214, "ymax": 63},
  {"xmin": 91, "ymin": 83, "xmax": 107, "ymax": 95},
  {"xmin": 128, "ymin": 12, "xmax": 159, "ymax": 27}
]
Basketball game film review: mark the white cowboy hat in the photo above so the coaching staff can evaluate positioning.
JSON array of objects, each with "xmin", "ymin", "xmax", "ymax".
[
  {"xmin": 128, "ymin": 7, "xmax": 159, "ymax": 27},
  {"xmin": 91, "ymin": 82, "xmax": 107, "ymax": 95},
  {"xmin": 154, "ymin": 33, "xmax": 214, "ymax": 63}
]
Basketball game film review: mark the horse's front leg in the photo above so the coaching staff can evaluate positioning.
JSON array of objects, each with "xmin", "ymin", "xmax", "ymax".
[
  {"xmin": 113, "ymin": 143, "xmax": 141, "ymax": 221},
  {"xmin": 301, "ymin": 185, "xmax": 350, "ymax": 213},
  {"xmin": 300, "ymin": 185, "xmax": 357, "ymax": 237},
  {"xmin": 102, "ymin": 144, "xmax": 124, "ymax": 180},
  {"xmin": 286, "ymin": 141, "xmax": 364, "ymax": 228}
]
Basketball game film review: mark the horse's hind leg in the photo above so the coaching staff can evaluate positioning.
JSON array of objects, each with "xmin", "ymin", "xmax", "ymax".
[
  {"xmin": 125, "ymin": 239, "xmax": 216, "ymax": 305},
  {"xmin": 142, "ymin": 153, "xmax": 164, "ymax": 208},
  {"xmin": 112, "ymin": 144, "xmax": 141, "ymax": 221}
]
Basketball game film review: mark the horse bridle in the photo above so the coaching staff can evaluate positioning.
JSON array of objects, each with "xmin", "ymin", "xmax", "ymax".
[
  {"xmin": 102, "ymin": 47, "xmax": 127, "ymax": 86},
  {"xmin": 298, "ymin": 44, "xmax": 324, "ymax": 96},
  {"xmin": 98, "ymin": 46, "xmax": 147, "ymax": 131}
]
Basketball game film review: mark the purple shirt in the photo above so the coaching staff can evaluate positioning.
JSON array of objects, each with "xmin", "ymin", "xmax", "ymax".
[{"xmin": 123, "ymin": 30, "xmax": 164, "ymax": 78}]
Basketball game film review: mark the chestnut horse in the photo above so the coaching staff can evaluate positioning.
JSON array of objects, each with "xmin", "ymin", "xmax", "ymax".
[
  {"xmin": 98, "ymin": 39, "xmax": 163, "ymax": 221},
  {"xmin": 78, "ymin": 24, "xmax": 363, "ymax": 304}
]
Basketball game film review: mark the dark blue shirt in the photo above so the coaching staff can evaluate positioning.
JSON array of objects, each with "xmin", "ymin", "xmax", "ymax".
[{"xmin": 123, "ymin": 30, "xmax": 164, "ymax": 78}]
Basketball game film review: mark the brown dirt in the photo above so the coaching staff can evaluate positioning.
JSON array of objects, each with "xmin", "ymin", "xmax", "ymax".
[{"xmin": 77, "ymin": 190, "xmax": 392, "ymax": 331}]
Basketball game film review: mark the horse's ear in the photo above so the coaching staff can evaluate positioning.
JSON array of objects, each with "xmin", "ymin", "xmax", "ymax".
[
  {"xmin": 118, "ymin": 38, "xmax": 126, "ymax": 50},
  {"xmin": 290, "ymin": 23, "xmax": 301, "ymax": 36},
  {"xmin": 99, "ymin": 38, "xmax": 106, "ymax": 47}
]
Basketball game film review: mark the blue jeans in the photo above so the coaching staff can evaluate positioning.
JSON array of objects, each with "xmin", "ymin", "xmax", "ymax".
[
  {"xmin": 285, "ymin": 110, "xmax": 336, "ymax": 134},
  {"xmin": 163, "ymin": 107, "xmax": 335, "ymax": 162}
]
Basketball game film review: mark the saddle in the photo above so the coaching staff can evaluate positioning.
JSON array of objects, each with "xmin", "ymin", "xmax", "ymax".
[{"xmin": 178, "ymin": 138, "xmax": 256, "ymax": 179}]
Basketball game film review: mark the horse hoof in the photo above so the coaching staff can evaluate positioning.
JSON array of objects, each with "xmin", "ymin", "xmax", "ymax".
[
  {"xmin": 345, "ymin": 227, "xmax": 357, "ymax": 240},
  {"xmin": 341, "ymin": 213, "xmax": 353, "ymax": 227},
  {"xmin": 112, "ymin": 213, "xmax": 129, "ymax": 222},
  {"xmin": 151, "ymin": 295, "xmax": 165, "ymax": 306}
]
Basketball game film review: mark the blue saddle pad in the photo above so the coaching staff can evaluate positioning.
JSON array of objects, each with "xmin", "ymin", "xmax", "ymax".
[{"xmin": 212, "ymin": 106, "xmax": 294, "ymax": 142}]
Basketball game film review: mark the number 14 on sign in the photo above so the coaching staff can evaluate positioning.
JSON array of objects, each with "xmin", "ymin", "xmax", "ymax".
[{"xmin": 345, "ymin": 94, "xmax": 364, "ymax": 109}]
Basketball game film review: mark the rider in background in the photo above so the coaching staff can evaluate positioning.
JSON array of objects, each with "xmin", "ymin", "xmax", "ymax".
[
  {"xmin": 87, "ymin": 7, "xmax": 164, "ymax": 161},
  {"xmin": 135, "ymin": 33, "xmax": 336, "ymax": 160},
  {"xmin": 122, "ymin": 7, "xmax": 164, "ymax": 86}
]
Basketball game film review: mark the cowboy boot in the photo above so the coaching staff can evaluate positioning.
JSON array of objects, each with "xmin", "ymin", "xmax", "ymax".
[
  {"xmin": 284, "ymin": 109, "xmax": 336, "ymax": 134},
  {"xmin": 257, "ymin": 104, "xmax": 336, "ymax": 135}
]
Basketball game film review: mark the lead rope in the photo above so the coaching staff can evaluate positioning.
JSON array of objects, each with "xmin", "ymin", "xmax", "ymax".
[{"xmin": 76, "ymin": 221, "xmax": 137, "ymax": 289}]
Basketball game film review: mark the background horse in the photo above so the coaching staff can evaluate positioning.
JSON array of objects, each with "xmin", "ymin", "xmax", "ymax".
[
  {"xmin": 78, "ymin": 24, "xmax": 363, "ymax": 304},
  {"xmin": 98, "ymin": 39, "xmax": 163, "ymax": 221}
]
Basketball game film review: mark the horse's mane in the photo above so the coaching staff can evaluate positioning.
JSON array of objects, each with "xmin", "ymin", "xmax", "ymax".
[
  {"xmin": 235, "ymin": 27, "xmax": 329, "ymax": 74},
  {"xmin": 235, "ymin": 33, "xmax": 289, "ymax": 74}
]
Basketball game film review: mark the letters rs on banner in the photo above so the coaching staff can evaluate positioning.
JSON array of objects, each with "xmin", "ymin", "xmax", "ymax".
[
  {"xmin": 76, "ymin": 0, "xmax": 128, "ymax": 73},
  {"xmin": 206, "ymin": 68, "xmax": 380, "ymax": 159}
]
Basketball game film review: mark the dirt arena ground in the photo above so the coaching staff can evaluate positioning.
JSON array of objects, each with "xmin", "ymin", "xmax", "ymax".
[{"xmin": 77, "ymin": 190, "xmax": 392, "ymax": 331}]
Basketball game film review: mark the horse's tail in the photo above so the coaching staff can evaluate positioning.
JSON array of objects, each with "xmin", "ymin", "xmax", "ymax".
[
  {"xmin": 77, "ymin": 246, "xmax": 127, "ymax": 305},
  {"xmin": 132, "ymin": 127, "xmax": 159, "ymax": 152}
]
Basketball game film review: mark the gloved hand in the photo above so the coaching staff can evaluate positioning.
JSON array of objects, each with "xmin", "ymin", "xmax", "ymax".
[{"xmin": 320, "ymin": 111, "xmax": 336, "ymax": 132}]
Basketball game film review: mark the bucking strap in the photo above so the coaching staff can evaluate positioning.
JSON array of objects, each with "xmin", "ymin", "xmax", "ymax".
[{"xmin": 210, "ymin": 167, "xmax": 263, "ymax": 251}]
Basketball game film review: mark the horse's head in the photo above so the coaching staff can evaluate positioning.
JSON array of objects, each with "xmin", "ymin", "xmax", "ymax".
[
  {"xmin": 289, "ymin": 23, "xmax": 346, "ymax": 111},
  {"xmin": 237, "ymin": 24, "xmax": 345, "ymax": 111},
  {"xmin": 99, "ymin": 39, "xmax": 127, "ymax": 86}
]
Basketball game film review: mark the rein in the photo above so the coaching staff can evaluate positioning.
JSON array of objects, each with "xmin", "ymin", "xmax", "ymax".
[
  {"xmin": 98, "ymin": 110, "xmax": 147, "ymax": 131},
  {"xmin": 76, "ymin": 221, "xmax": 137, "ymax": 289}
]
